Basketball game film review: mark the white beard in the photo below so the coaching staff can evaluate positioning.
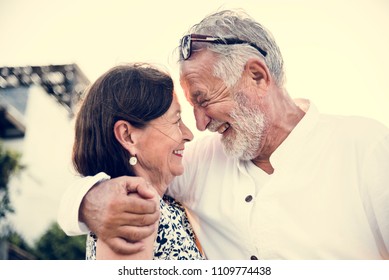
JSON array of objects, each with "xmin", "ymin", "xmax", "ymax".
[{"xmin": 222, "ymin": 102, "xmax": 266, "ymax": 160}]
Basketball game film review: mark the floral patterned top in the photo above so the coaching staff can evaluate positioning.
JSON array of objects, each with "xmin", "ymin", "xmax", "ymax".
[{"xmin": 86, "ymin": 195, "xmax": 205, "ymax": 260}]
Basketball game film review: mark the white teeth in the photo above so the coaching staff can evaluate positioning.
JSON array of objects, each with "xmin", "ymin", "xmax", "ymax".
[
  {"xmin": 217, "ymin": 123, "xmax": 230, "ymax": 134},
  {"xmin": 173, "ymin": 150, "xmax": 183, "ymax": 155}
]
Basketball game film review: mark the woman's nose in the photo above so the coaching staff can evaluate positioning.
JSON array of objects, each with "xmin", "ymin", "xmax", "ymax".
[{"xmin": 181, "ymin": 122, "xmax": 194, "ymax": 142}]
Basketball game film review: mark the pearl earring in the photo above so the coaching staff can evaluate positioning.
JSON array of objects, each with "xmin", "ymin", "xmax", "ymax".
[{"xmin": 129, "ymin": 155, "xmax": 137, "ymax": 166}]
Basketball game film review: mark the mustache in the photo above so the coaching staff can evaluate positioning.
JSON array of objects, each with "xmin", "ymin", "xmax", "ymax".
[{"xmin": 207, "ymin": 119, "xmax": 226, "ymax": 132}]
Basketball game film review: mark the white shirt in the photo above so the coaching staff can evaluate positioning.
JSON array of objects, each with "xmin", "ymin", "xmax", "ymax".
[{"xmin": 58, "ymin": 100, "xmax": 389, "ymax": 259}]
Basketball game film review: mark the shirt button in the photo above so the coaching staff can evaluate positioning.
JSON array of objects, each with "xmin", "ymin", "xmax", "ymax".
[
  {"xmin": 245, "ymin": 195, "xmax": 253, "ymax": 202},
  {"xmin": 250, "ymin": 255, "xmax": 258, "ymax": 260}
]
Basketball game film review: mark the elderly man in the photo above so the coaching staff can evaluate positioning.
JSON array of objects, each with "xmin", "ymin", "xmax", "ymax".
[{"xmin": 58, "ymin": 9, "xmax": 389, "ymax": 259}]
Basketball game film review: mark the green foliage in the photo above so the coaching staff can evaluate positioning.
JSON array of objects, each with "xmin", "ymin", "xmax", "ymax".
[
  {"xmin": 33, "ymin": 222, "xmax": 86, "ymax": 260},
  {"xmin": 6, "ymin": 222, "xmax": 86, "ymax": 260},
  {"xmin": 0, "ymin": 142, "xmax": 24, "ymax": 220},
  {"xmin": 4, "ymin": 229, "xmax": 36, "ymax": 259},
  {"xmin": 7, "ymin": 230, "xmax": 34, "ymax": 253},
  {"xmin": 1, "ymin": 142, "xmax": 86, "ymax": 259}
]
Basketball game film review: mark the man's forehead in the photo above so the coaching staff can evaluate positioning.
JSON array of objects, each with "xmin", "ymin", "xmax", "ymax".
[
  {"xmin": 179, "ymin": 52, "xmax": 219, "ymax": 97},
  {"xmin": 179, "ymin": 61, "xmax": 211, "ymax": 87},
  {"xmin": 180, "ymin": 50, "xmax": 215, "ymax": 74},
  {"xmin": 179, "ymin": 68, "xmax": 202, "ymax": 93}
]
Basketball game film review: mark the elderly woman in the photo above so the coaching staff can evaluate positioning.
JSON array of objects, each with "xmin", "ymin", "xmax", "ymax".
[{"xmin": 72, "ymin": 63, "xmax": 204, "ymax": 260}]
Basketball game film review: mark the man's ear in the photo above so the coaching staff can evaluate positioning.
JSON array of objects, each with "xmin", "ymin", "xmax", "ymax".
[
  {"xmin": 113, "ymin": 120, "xmax": 136, "ymax": 153},
  {"xmin": 244, "ymin": 58, "xmax": 271, "ymax": 90}
]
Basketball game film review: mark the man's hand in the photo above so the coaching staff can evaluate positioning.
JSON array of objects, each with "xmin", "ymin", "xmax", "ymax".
[{"xmin": 79, "ymin": 176, "xmax": 160, "ymax": 255}]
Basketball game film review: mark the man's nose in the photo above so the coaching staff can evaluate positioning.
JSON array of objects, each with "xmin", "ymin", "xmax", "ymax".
[{"xmin": 193, "ymin": 106, "xmax": 210, "ymax": 131}]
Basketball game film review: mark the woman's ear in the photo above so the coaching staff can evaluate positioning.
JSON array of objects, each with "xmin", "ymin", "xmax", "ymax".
[
  {"xmin": 244, "ymin": 58, "xmax": 271, "ymax": 90},
  {"xmin": 113, "ymin": 120, "xmax": 135, "ymax": 153}
]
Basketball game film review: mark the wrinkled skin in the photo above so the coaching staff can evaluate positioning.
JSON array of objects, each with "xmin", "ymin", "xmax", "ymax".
[{"xmin": 80, "ymin": 176, "xmax": 160, "ymax": 254}]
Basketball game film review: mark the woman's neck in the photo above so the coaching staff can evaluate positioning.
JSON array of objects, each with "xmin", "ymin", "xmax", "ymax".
[{"xmin": 135, "ymin": 170, "xmax": 169, "ymax": 197}]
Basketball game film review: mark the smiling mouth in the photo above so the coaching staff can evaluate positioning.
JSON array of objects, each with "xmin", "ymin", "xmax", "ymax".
[
  {"xmin": 173, "ymin": 150, "xmax": 183, "ymax": 157},
  {"xmin": 217, "ymin": 123, "xmax": 230, "ymax": 134}
]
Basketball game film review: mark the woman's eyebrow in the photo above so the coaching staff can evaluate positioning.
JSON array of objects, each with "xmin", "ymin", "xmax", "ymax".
[{"xmin": 166, "ymin": 109, "xmax": 181, "ymax": 120}]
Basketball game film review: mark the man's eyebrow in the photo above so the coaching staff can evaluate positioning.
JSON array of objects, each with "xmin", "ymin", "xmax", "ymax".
[{"xmin": 189, "ymin": 91, "xmax": 204, "ymax": 104}]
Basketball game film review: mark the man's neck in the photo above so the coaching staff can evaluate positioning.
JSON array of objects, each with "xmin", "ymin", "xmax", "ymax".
[{"xmin": 251, "ymin": 97, "xmax": 307, "ymax": 174}]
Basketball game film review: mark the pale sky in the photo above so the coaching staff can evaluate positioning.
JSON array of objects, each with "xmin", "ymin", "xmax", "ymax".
[
  {"xmin": 1, "ymin": 0, "xmax": 388, "ymax": 243},
  {"xmin": 0, "ymin": 0, "xmax": 388, "ymax": 132}
]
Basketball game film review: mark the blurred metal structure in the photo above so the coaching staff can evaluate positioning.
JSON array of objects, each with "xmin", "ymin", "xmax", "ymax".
[
  {"xmin": 0, "ymin": 64, "xmax": 89, "ymax": 139},
  {"xmin": 0, "ymin": 239, "xmax": 36, "ymax": 260}
]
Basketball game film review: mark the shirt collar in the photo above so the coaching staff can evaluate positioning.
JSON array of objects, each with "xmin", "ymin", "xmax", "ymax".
[{"xmin": 236, "ymin": 99, "xmax": 319, "ymax": 174}]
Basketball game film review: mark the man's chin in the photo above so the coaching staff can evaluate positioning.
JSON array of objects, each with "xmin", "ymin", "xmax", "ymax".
[
  {"xmin": 221, "ymin": 142, "xmax": 244, "ymax": 160},
  {"xmin": 222, "ymin": 141, "xmax": 258, "ymax": 161}
]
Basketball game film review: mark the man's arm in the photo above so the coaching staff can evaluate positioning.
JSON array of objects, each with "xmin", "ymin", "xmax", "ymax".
[
  {"xmin": 57, "ymin": 172, "xmax": 110, "ymax": 235},
  {"xmin": 363, "ymin": 133, "xmax": 389, "ymax": 258},
  {"xmin": 95, "ymin": 192, "xmax": 159, "ymax": 260},
  {"xmin": 57, "ymin": 174, "xmax": 160, "ymax": 255}
]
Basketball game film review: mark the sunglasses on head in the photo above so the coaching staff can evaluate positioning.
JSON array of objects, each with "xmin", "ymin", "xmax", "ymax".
[{"xmin": 180, "ymin": 34, "xmax": 267, "ymax": 60}]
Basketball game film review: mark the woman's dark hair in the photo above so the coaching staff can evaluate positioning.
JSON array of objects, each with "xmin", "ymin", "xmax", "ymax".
[{"xmin": 72, "ymin": 63, "xmax": 174, "ymax": 178}]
